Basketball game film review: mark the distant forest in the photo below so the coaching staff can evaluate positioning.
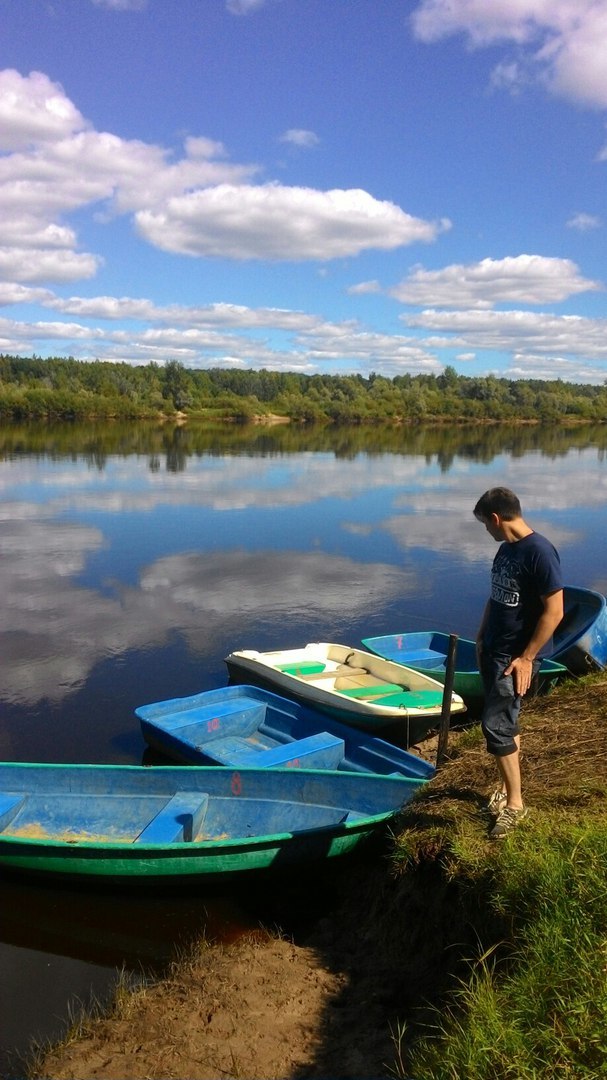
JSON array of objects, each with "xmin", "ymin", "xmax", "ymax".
[{"xmin": 1, "ymin": 354, "xmax": 607, "ymax": 424}]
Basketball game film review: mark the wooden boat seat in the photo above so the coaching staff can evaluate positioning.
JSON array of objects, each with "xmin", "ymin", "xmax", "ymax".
[
  {"xmin": 134, "ymin": 791, "xmax": 209, "ymax": 844},
  {"xmin": 297, "ymin": 665, "xmax": 368, "ymax": 681},
  {"xmin": 0, "ymin": 793, "xmax": 26, "ymax": 831}
]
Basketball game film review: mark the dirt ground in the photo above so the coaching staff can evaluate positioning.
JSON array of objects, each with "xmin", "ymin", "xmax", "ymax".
[{"xmin": 36, "ymin": 933, "xmax": 360, "ymax": 1080}]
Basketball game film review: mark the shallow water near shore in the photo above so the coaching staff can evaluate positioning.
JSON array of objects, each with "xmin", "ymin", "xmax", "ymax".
[{"xmin": 1, "ymin": 419, "xmax": 606, "ymax": 1071}]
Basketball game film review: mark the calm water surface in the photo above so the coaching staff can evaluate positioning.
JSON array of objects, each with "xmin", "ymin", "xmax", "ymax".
[{"xmin": 1, "ymin": 420, "xmax": 606, "ymax": 1071}]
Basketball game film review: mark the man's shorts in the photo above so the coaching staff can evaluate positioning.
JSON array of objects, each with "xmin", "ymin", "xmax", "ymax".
[{"xmin": 480, "ymin": 652, "xmax": 541, "ymax": 757}]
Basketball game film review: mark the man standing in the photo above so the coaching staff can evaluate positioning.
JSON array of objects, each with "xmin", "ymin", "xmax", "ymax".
[{"xmin": 474, "ymin": 487, "xmax": 564, "ymax": 839}]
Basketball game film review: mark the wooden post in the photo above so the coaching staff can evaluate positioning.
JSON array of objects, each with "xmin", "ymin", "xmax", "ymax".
[{"xmin": 436, "ymin": 634, "xmax": 458, "ymax": 767}]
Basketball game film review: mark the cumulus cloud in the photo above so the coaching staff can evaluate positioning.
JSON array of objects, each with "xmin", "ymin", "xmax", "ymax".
[
  {"xmin": 0, "ymin": 68, "xmax": 445, "ymax": 286},
  {"xmin": 390, "ymin": 255, "xmax": 602, "ymax": 308},
  {"xmin": 0, "ymin": 69, "xmax": 86, "ymax": 151},
  {"xmin": 404, "ymin": 307, "xmax": 607, "ymax": 370},
  {"xmin": 411, "ymin": 0, "xmax": 607, "ymax": 108},
  {"xmin": 0, "ymin": 248, "xmax": 100, "ymax": 285},
  {"xmin": 136, "ymin": 183, "xmax": 449, "ymax": 261},
  {"xmin": 0, "ymin": 283, "xmax": 54, "ymax": 306}
]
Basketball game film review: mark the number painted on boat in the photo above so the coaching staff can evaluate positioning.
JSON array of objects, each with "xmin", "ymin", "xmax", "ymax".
[
  {"xmin": 286, "ymin": 759, "xmax": 300, "ymax": 768},
  {"xmin": 207, "ymin": 716, "xmax": 221, "ymax": 732},
  {"xmin": 231, "ymin": 771, "xmax": 242, "ymax": 795}
]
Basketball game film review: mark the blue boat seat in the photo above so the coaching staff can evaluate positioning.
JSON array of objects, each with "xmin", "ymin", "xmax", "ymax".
[
  {"xmin": 255, "ymin": 732, "xmax": 345, "ymax": 768},
  {"xmin": 216, "ymin": 731, "xmax": 346, "ymax": 769},
  {"xmin": 134, "ymin": 791, "xmax": 209, "ymax": 844},
  {"xmin": 0, "ymin": 793, "xmax": 26, "ymax": 831},
  {"xmin": 196, "ymin": 735, "xmax": 263, "ymax": 764},
  {"xmin": 403, "ymin": 648, "xmax": 446, "ymax": 666}
]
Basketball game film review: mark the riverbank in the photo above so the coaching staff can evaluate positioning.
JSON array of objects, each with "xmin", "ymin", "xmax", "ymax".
[{"xmin": 29, "ymin": 672, "xmax": 607, "ymax": 1080}]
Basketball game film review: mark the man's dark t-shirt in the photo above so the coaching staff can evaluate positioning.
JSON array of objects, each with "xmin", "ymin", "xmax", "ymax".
[{"xmin": 482, "ymin": 531, "xmax": 563, "ymax": 658}]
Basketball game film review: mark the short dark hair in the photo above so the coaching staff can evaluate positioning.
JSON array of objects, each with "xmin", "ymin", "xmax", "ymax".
[{"xmin": 474, "ymin": 487, "xmax": 522, "ymax": 522}]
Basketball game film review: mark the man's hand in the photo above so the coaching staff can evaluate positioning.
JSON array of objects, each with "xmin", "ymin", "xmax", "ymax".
[{"xmin": 505, "ymin": 656, "xmax": 534, "ymax": 696}]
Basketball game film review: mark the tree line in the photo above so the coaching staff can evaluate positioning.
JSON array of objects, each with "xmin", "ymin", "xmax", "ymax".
[{"xmin": 1, "ymin": 354, "xmax": 607, "ymax": 424}]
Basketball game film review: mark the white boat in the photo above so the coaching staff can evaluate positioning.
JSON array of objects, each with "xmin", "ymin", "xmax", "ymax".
[{"xmin": 224, "ymin": 642, "xmax": 466, "ymax": 743}]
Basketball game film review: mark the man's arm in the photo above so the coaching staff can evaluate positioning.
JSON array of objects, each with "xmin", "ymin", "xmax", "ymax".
[{"xmin": 505, "ymin": 589, "xmax": 564, "ymax": 696}]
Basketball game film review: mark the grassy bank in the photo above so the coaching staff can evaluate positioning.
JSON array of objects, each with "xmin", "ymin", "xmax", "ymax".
[
  {"xmin": 396, "ymin": 672, "xmax": 607, "ymax": 1079},
  {"xmin": 29, "ymin": 672, "xmax": 607, "ymax": 1080}
]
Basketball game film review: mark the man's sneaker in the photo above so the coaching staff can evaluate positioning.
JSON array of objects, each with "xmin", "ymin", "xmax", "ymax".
[
  {"xmin": 489, "ymin": 805, "xmax": 529, "ymax": 840},
  {"xmin": 486, "ymin": 789, "xmax": 507, "ymax": 815}
]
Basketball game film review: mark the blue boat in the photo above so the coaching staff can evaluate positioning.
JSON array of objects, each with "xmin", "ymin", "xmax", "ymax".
[
  {"xmin": 550, "ymin": 585, "xmax": 607, "ymax": 674},
  {"xmin": 361, "ymin": 632, "xmax": 568, "ymax": 709},
  {"xmin": 136, "ymin": 684, "xmax": 435, "ymax": 780},
  {"xmin": 0, "ymin": 762, "xmax": 425, "ymax": 882}
]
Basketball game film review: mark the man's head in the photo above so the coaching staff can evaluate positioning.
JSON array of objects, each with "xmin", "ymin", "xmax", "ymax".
[
  {"xmin": 474, "ymin": 487, "xmax": 522, "ymax": 524},
  {"xmin": 474, "ymin": 487, "xmax": 523, "ymax": 542}
]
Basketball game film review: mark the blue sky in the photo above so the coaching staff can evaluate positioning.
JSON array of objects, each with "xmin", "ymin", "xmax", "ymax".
[{"xmin": 1, "ymin": 0, "xmax": 607, "ymax": 383}]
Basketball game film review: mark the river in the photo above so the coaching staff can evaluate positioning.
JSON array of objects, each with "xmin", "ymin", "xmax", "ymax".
[{"xmin": 1, "ymin": 419, "xmax": 606, "ymax": 1073}]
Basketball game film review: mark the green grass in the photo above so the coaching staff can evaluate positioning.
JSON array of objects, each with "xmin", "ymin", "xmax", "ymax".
[
  {"xmin": 406, "ymin": 823, "xmax": 607, "ymax": 1078},
  {"xmin": 394, "ymin": 676, "xmax": 607, "ymax": 1080}
]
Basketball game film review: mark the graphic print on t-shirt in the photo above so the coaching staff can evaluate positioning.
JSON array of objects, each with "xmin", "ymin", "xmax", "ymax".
[{"xmin": 490, "ymin": 551, "xmax": 520, "ymax": 607}]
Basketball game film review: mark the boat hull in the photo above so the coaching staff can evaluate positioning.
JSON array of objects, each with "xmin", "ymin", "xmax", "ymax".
[
  {"xmin": 224, "ymin": 642, "xmax": 466, "ymax": 744},
  {"xmin": 0, "ymin": 762, "xmax": 423, "ymax": 882},
  {"xmin": 136, "ymin": 683, "xmax": 435, "ymax": 780},
  {"xmin": 361, "ymin": 632, "xmax": 568, "ymax": 709}
]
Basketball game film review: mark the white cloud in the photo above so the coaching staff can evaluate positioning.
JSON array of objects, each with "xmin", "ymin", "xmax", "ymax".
[
  {"xmin": 0, "ymin": 283, "xmax": 54, "ymax": 306},
  {"xmin": 47, "ymin": 294, "xmax": 323, "ymax": 332},
  {"xmin": 567, "ymin": 211, "xmax": 603, "ymax": 231},
  {"xmin": 5, "ymin": 278, "xmax": 607, "ymax": 380},
  {"xmin": 404, "ymin": 307, "xmax": 607, "ymax": 377},
  {"xmin": 0, "ymin": 68, "xmax": 446, "ymax": 286},
  {"xmin": 347, "ymin": 280, "xmax": 381, "ymax": 295},
  {"xmin": 92, "ymin": 0, "xmax": 148, "ymax": 8},
  {"xmin": 411, "ymin": 0, "xmax": 607, "ymax": 108},
  {"xmin": 0, "ymin": 69, "xmax": 86, "ymax": 151},
  {"xmin": 279, "ymin": 129, "xmax": 320, "ymax": 148},
  {"xmin": 390, "ymin": 255, "xmax": 602, "ymax": 308},
  {"xmin": 136, "ymin": 183, "xmax": 449, "ymax": 261},
  {"xmin": 0, "ymin": 248, "xmax": 100, "ymax": 285},
  {"xmin": 226, "ymin": 0, "xmax": 271, "ymax": 13}
]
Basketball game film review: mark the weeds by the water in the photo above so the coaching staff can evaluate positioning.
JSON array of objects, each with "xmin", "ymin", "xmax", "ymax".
[{"xmin": 25, "ymin": 965, "xmax": 144, "ymax": 1079}]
